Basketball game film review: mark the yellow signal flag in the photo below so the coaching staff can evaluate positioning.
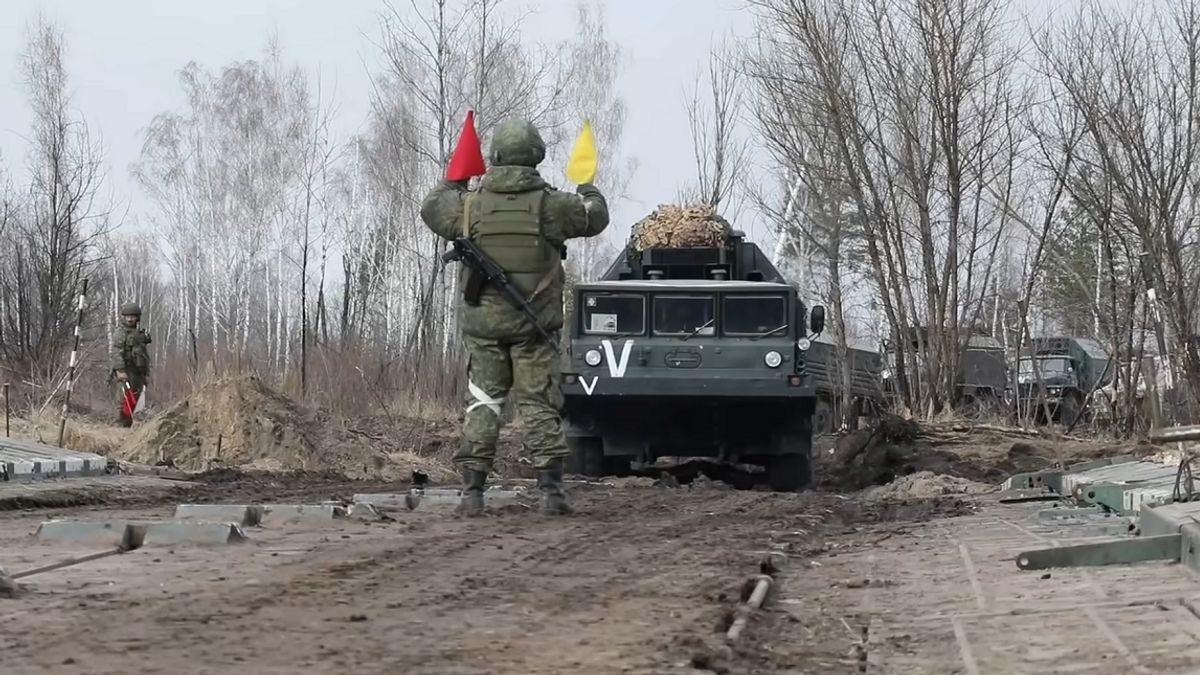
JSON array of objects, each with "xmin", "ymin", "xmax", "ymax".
[{"xmin": 565, "ymin": 119, "xmax": 598, "ymax": 185}]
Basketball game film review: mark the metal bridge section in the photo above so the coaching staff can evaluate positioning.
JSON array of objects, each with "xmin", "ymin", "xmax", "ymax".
[
  {"xmin": 1005, "ymin": 425, "xmax": 1200, "ymax": 576},
  {"xmin": 0, "ymin": 436, "xmax": 113, "ymax": 481}
]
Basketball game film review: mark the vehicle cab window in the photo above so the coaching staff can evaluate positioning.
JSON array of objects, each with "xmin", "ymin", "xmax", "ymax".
[
  {"xmin": 653, "ymin": 295, "xmax": 715, "ymax": 336},
  {"xmin": 723, "ymin": 295, "xmax": 787, "ymax": 336},
  {"xmin": 582, "ymin": 293, "xmax": 645, "ymax": 335},
  {"xmin": 1018, "ymin": 356, "xmax": 1074, "ymax": 382}
]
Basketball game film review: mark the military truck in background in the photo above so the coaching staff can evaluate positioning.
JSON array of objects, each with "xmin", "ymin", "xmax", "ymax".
[
  {"xmin": 881, "ymin": 328, "xmax": 1008, "ymax": 411},
  {"xmin": 804, "ymin": 335, "xmax": 885, "ymax": 434},
  {"xmin": 559, "ymin": 225, "xmax": 826, "ymax": 492},
  {"xmin": 1015, "ymin": 336, "xmax": 1112, "ymax": 425}
]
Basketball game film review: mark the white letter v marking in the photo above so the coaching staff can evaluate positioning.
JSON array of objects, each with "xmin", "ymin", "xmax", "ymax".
[{"xmin": 601, "ymin": 339, "xmax": 634, "ymax": 378}]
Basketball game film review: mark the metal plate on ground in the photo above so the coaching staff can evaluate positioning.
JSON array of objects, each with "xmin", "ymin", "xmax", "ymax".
[
  {"xmin": 1139, "ymin": 500, "xmax": 1200, "ymax": 537},
  {"xmin": 259, "ymin": 504, "xmax": 345, "ymax": 524},
  {"xmin": 173, "ymin": 504, "xmax": 263, "ymax": 526},
  {"xmin": 1123, "ymin": 478, "xmax": 1183, "ymax": 514},
  {"xmin": 1000, "ymin": 457, "xmax": 1138, "ymax": 493},
  {"xmin": 35, "ymin": 519, "xmax": 247, "ymax": 546},
  {"xmin": 355, "ymin": 488, "xmax": 529, "ymax": 511},
  {"xmin": 0, "ymin": 438, "xmax": 111, "ymax": 481},
  {"xmin": 1061, "ymin": 461, "xmax": 1177, "ymax": 505},
  {"xmin": 142, "ymin": 522, "xmax": 247, "ymax": 545},
  {"xmin": 34, "ymin": 520, "xmax": 132, "ymax": 546}
]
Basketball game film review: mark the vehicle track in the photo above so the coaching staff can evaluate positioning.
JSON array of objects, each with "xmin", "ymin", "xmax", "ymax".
[{"xmin": 0, "ymin": 483, "xmax": 965, "ymax": 675}]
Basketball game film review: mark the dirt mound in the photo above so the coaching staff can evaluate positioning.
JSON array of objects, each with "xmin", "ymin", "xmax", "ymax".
[
  {"xmin": 121, "ymin": 375, "xmax": 321, "ymax": 471},
  {"xmin": 820, "ymin": 418, "xmax": 1010, "ymax": 491},
  {"xmin": 118, "ymin": 376, "xmax": 460, "ymax": 480},
  {"xmin": 631, "ymin": 203, "xmax": 732, "ymax": 251},
  {"xmin": 863, "ymin": 471, "xmax": 993, "ymax": 501},
  {"xmin": 817, "ymin": 417, "xmax": 1136, "ymax": 493}
]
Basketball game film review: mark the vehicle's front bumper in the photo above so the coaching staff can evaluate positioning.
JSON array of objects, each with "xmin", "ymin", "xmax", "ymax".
[{"xmin": 561, "ymin": 372, "xmax": 817, "ymax": 398}]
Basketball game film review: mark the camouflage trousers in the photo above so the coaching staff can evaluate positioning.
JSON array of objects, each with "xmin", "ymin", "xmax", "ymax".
[{"xmin": 457, "ymin": 333, "xmax": 568, "ymax": 473}]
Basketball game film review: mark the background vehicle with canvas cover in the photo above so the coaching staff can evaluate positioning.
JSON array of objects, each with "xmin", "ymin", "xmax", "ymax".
[
  {"xmin": 559, "ymin": 206, "xmax": 825, "ymax": 492},
  {"xmin": 1015, "ymin": 336, "xmax": 1112, "ymax": 425}
]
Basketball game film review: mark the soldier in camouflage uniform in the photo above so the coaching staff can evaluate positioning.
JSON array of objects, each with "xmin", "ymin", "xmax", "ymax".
[
  {"xmin": 110, "ymin": 302, "xmax": 151, "ymax": 427},
  {"xmin": 420, "ymin": 118, "xmax": 610, "ymax": 516}
]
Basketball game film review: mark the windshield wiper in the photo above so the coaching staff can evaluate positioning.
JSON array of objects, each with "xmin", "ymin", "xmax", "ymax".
[
  {"xmin": 595, "ymin": 330, "xmax": 640, "ymax": 340},
  {"xmin": 679, "ymin": 318, "xmax": 714, "ymax": 342},
  {"xmin": 750, "ymin": 324, "xmax": 789, "ymax": 341}
]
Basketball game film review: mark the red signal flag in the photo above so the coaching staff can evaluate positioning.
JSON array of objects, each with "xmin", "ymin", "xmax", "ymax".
[{"xmin": 446, "ymin": 110, "xmax": 487, "ymax": 181}]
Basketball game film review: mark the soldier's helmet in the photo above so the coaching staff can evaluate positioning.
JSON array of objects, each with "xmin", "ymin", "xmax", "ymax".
[
  {"xmin": 488, "ymin": 119, "xmax": 546, "ymax": 168},
  {"xmin": 119, "ymin": 302, "xmax": 142, "ymax": 317}
]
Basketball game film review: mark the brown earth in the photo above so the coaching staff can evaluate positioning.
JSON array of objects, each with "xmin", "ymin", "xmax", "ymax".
[
  {"xmin": 41, "ymin": 375, "xmax": 1143, "ymax": 498},
  {"xmin": 105, "ymin": 375, "xmax": 530, "ymax": 482},
  {"xmin": 34, "ymin": 383, "xmax": 1144, "ymax": 505},
  {"xmin": 0, "ymin": 403, "xmax": 1148, "ymax": 673},
  {"xmin": 0, "ymin": 483, "xmax": 969, "ymax": 675},
  {"xmin": 817, "ymin": 417, "xmax": 1137, "ymax": 493}
]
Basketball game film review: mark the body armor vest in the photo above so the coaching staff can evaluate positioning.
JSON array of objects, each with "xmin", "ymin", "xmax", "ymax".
[
  {"xmin": 465, "ymin": 190, "xmax": 559, "ymax": 296},
  {"xmin": 123, "ymin": 328, "xmax": 151, "ymax": 371}
]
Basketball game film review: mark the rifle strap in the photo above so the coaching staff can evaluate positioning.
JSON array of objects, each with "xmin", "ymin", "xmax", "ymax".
[
  {"xmin": 461, "ymin": 193, "xmax": 475, "ymax": 238},
  {"xmin": 527, "ymin": 190, "xmax": 558, "ymax": 301},
  {"xmin": 529, "ymin": 265, "xmax": 558, "ymax": 301}
]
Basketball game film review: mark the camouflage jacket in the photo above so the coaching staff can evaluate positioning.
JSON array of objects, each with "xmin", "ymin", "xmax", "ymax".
[
  {"xmin": 420, "ymin": 166, "xmax": 610, "ymax": 339},
  {"xmin": 110, "ymin": 324, "xmax": 152, "ymax": 375}
]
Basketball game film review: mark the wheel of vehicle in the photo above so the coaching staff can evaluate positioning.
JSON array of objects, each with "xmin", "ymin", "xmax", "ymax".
[
  {"xmin": 846, "ymin": 398, "xmax": 863, "ymax": 431},
  {"xmin": 565, "ymin": 436, "xmax": 604, "ymax": 477},
  {"xmin": 813, "ymin": 398, "xmax": 835, "ymax": 436},
  {"xmin": 976, "ymin": 390, "xmax": 1000, "ymax": 415},
  {"xmin": 959, "ymin": 393, "xmax": 979, "ymax": 417},
  {"xmin": 1058, "ymin": 395, "xmax": 1080, "ymax": 428},
  {"xmin": 767, "ymin": 453, "xmax": 812, "ymax": 492}
]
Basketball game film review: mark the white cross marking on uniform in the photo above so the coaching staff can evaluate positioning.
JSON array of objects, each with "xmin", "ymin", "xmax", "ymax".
[{"xmin": 467, "ymin": 380, "xmax": 505, "ymax": 416}]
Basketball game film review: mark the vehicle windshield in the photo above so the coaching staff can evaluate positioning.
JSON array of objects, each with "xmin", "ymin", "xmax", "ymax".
[
  {"xmin": 581, "ymin": 293, "xmax": 645, "ymax": 336},
  {"xmin": 723, "ymin": 295, "xmax": 788, "ymax": 336},
  {"xmin": 1017, "ymin": 357, "xmax": 1073, "ymax": 383},
  {"xmin": 653, "ymin": 295, "xmax": 715, "ymax": 336}
]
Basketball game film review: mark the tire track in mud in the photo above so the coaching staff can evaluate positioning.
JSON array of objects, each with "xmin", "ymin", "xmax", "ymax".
[
  {"xmin": 2, "ymin": 487, "xmax": 968, "ymax": 675},
  {"xmin": 3, "ymin": 489, "xmax": 769, "ymax": 674}
]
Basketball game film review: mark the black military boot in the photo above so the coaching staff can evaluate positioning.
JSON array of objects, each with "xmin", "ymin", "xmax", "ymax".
[
  {"xmin": 538, "ymin": 460, "xmax": 572, "ymax": 515},
  {"xmin": 456, "ymin": 467, "xmax": 487, "ymax": 517}
]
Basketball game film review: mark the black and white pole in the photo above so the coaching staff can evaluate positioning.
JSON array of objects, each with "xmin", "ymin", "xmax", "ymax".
[{"xmin": 56, "ymin": 278, "xmax": 88, "ymax": 448}]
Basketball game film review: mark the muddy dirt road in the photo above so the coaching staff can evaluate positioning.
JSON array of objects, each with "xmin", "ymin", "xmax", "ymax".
[{"xmin": 0, "ymin": 480, "xmax": 965, "ymax": 675}]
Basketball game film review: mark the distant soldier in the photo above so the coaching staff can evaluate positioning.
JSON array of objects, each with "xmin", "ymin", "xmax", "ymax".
[
  {"xmin": 110, "ymin": 302, "xmax": 151, "ymax": 427},
  {"xmin": 420, "ymin": 118, "xmax": 610, "ymax": 516}
]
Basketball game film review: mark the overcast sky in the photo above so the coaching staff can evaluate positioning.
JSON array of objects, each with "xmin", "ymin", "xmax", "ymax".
[{"xmin": 0, "ymin": 0, "xmax": 759, "ymax": 243}]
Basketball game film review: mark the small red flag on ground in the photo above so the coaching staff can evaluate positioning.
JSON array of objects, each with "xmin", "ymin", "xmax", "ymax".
[{"xmin": 446, "ymin": 110, "xmax": 486, "ymax": 181}]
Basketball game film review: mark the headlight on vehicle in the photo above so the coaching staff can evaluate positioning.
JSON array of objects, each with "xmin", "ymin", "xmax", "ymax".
[
  {"xmin": 1048, "ymin": 387, "xmax": 1061, "ymax": 396},
  {"xmin": 765, "ymin": 350, "xmax": 783, "ymax": 368},
  {"xmin": 584, "ymin": 349, "xmax": 603, "ymax": 367},
  {"xmin": 796, "ymin": 338, "xmax": 812, "ymax": 351}
]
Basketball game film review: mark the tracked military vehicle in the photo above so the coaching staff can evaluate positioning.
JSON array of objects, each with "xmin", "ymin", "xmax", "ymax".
[{"xmin": 559, "ymin": 227, "xmax": 826, "ymax": 492}]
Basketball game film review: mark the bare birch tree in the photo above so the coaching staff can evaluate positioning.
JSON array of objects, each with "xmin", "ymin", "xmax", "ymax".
[
  {"xmin": 0, "ymin": 16, "xmax": 108, "ymax": 383},
  {"xmin": 1036, "ymin": 0, "xmax": 1200, "ymax": 422},
  {"xmin": 681, "ymin": 40, "xmax": 748, "ymax": 216},
  {"xmin": 748, "ymin": 0, "xmax": 1026, "ymax": 417}
]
